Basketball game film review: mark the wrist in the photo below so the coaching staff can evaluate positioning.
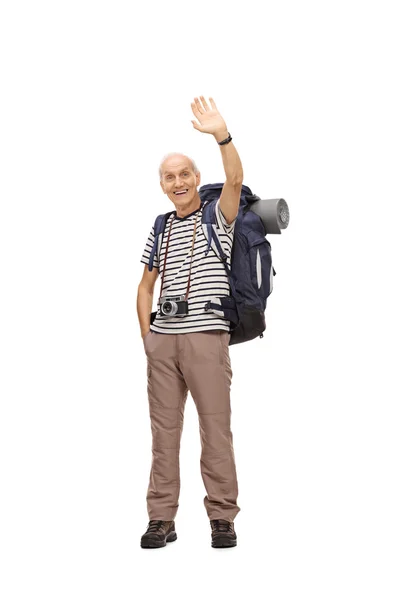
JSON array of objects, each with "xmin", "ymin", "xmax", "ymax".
[{"xmin": 214, "ymin": 129, "xmax": 230, "ymax": 143}]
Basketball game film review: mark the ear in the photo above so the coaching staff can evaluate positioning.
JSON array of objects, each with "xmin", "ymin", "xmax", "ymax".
[
  {"xmin": 160, "ymin": 180, "xmax": 166, "ymax": 194},
  {"xmin": 196, "ymin": 171, "xmax": 201, "ymax": 187}
]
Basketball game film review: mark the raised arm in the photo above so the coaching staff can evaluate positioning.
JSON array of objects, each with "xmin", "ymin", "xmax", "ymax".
[{"xmin": 191, "ymin": 96, "xmax": 244, "ymax": 224}]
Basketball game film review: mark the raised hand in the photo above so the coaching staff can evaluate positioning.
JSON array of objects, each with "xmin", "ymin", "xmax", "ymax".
[{"xmin": 190, "ymin": 96, "xmax": 228, "ymax": 137}]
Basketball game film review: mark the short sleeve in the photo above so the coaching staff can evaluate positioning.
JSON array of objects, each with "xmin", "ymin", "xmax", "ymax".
[
  {"xmin": 215, "ymin": 198, "xmax": 237, "ymax": 234},
  {"xmin": 140, "ymin": 226, "xmax": 159, "ymax": 268}
]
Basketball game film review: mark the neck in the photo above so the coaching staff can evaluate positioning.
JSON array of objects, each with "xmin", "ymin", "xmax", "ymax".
[{"xmin": 175, "ymin": 193, "xmax": 201, "ymax": 218}]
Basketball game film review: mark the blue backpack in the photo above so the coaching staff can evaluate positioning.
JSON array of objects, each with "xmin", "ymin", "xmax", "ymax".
[{"xmin": 148, "ymin": 183, "xmax": 276, "ymax": 345}]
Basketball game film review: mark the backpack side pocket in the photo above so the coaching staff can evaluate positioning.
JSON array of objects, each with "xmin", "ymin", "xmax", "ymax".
[{"xmin": 248, "ymin": 237, "xmax": 273, "ymax": 303}]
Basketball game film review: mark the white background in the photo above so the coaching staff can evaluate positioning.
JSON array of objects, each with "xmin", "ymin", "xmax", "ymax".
[{"xmin": 1, "ymin": 1, "xmax": 399, "ymax": 598}]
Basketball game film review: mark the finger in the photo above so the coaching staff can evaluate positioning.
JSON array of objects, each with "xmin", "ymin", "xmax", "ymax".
[
  {"xmin": 191, "ymin": 101, "xmax": 202, "ymax": 120},
  {"xmin": 191, "ymin": 120, "xmax": 201, "ymax": 131},
  {"xmin": 200, "ymin": 95, "xmax": 210, "ymax": 111},
  {"xmin": 194, "ymin": 97, "xmax": 204, "ymax": 114},
  {"xmin": 209, "ymin": 97, "xmax": 218, "ymax": 111}
]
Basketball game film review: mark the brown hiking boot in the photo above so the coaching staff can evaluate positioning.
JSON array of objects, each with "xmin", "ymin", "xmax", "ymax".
[
  {"xmin": 210, "ymin": 519, "xmax": 237, "ymax": 548},
  {"xmin": 140, "ymin": 520, "xmax": 177, "ymax": 549}
]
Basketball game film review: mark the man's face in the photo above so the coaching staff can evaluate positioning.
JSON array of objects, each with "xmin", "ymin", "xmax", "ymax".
[{"xmin": 160, "ymin": 156, "xmax": 201, "ymax": 209}]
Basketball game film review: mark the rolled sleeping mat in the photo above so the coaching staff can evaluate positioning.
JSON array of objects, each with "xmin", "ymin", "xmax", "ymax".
[{"xmin": 248, "ymin": 198, "xmax": 290, "ymax": 234}]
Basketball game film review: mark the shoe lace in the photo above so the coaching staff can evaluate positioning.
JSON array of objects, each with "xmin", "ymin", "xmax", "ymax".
[
  {"xmin": 212, "ymin": 519, "xmax": 233, "ymax": 533},
  {"xmin": 147, "ymin": 520, "xmax": 166, "ymax": 534}
]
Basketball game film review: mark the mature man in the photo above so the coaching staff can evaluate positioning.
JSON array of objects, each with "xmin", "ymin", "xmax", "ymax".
[{"xmin": 137, "ymin": 96, "xmax": 244, "ymax": 549}]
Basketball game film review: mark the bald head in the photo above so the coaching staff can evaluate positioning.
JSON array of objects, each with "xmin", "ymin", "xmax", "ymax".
[
  {"xmin": 159, "ymin": 152, "xmax": 201, "ymax": 213},
  {"xmin": 158, "ymin": 153, "xmax": 199, "ymax": 180}
]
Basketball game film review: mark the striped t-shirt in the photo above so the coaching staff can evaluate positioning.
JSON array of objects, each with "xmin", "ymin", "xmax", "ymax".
[{"xmin": 140, "ymin": 199, "xmax": 236, "ymax": 334}]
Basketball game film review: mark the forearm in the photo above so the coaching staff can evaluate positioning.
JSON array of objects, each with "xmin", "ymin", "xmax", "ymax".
[
  {"xmin": 214, "ymin": 130, "xmax": 244, "ymax": 184},
  {"xmin": 137, "ymin": 285, "xmax": 153, "ymax": 337}
]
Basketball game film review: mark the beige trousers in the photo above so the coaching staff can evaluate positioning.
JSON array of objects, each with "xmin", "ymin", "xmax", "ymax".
[{"xmin": 143, "ymin": 329, "xmax": 240, "ymax": 522}]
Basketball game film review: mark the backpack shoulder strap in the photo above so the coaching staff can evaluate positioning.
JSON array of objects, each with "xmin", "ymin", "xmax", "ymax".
[
  {"xmin": 201, "ymin": 199, "xmax": 232, "ymax": 276},
  {"xmin": 199, "ymin": 181, "xmax": 254, "ymax": 270},
  {"xmin": 148, "ymin": 211, "xmax": 174, "ymax": 271}
]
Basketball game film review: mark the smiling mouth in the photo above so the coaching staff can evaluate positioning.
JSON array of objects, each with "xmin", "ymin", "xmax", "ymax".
[{"xmin": 174, "ymin": 190, "xmax": 188, "ymax": 196}]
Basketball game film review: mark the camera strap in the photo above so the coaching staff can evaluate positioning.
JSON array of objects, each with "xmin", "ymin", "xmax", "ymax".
[{"xmin": 159, "ymin": 210, "xmax": 198, "ymax": 303}]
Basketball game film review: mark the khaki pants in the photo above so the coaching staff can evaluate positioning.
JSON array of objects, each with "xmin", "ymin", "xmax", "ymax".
[{"xmin": 143, "ymin": 330, "xmax": 240, "ymax": 522}]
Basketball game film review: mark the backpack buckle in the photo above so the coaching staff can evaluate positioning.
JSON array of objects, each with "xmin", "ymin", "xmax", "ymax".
[{"xmin": 204, "ymin": 301, "xmax": 211, "ymax": 312}]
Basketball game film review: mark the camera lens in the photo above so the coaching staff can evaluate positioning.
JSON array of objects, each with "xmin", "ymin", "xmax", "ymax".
[
  {"xmin": 163, "ymin": 301, "xmax": 172, "ymax": 314},
  {"xmin": 161, "ymin": 300, "xmax": 178, "ymax": 316}
]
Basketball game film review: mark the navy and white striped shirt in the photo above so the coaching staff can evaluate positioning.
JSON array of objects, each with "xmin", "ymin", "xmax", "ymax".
[{"xmin": 140, "ymin": 199, "xmax": 236, "ymax": 334}]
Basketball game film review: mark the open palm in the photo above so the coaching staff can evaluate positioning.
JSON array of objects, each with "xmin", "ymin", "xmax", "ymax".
[{"xmin": 191, "ymin": 96, "xmax": 227, "ymax": 135}]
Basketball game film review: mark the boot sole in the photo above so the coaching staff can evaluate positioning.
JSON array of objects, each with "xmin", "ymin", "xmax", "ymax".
[
  {"xmin": 141, "ymin": 532, "xmax": 177, "ymax": 549},
  {"xmin": 212, "ymin": 537, "xmax": 237, "ymax": 548}
]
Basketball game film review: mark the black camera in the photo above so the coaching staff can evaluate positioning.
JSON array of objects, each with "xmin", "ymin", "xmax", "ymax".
[{"xmin": 159, "ymin": 295, "xmax": 189, "ymax": 318}]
